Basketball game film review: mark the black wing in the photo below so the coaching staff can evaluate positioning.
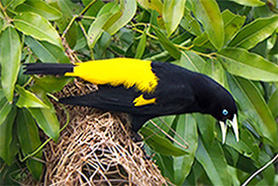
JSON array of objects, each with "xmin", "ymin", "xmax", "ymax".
[{"xmin": 59, "ymin": 82, "xmax": 194, "ymax": 117}]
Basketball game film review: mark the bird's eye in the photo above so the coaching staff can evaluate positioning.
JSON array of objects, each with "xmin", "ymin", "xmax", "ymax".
[{"xmin": 222, "ymin": 109, "xmax": 228, "ymax": 116}]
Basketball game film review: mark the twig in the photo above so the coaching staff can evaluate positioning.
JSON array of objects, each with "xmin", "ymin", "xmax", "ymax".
[
  {"xmin": 149, "ymin": 120, "xmax": 188, "ymax": 150},
  {"xmin": 241, "ymin": 154, "xmax": 278, "ymax": 186}
]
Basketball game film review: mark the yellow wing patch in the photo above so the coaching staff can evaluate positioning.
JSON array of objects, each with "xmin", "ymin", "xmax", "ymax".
[
  {"xmin": 133, "ymin": 94, "xmax": 156, "ymax": 106},
  {"xmin": 64, "ymin": 58, "xmax": 158, "ymax": 93}
]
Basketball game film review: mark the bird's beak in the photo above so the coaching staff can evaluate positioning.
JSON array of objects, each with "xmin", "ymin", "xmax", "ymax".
[{"xmin": 219, "ymin": 114, "xmax": 239, "ymax": 144}]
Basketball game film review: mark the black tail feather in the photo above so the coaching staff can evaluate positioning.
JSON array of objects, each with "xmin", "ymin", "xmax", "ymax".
[{"xmin": 23, "ymin": 63, "xmax": 75, "ymax": 75}]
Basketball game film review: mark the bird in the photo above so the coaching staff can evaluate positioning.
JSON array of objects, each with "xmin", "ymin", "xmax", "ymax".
[{"xmin": 23, "ymin": 58, "xmax": 239, "ymax": 143}]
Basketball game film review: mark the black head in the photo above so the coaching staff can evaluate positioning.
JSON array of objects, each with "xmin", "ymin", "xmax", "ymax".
[{"xmin": 193, "ymin": 74, "xmax": 239, "ymax": 143}]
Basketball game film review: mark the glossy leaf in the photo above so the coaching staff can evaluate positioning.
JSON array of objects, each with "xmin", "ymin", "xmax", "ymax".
[
  {"xmin": 33, "ymin": 76, "xmax": 72, "ymax": 93},
  {"xmin": 87, "ymin": 12, "xmax": 113, "ymax": 49},
  {"xmin": 194, "ymin": 113, "xmax": 215, "ymax": 145},
  {"xmin": 25, "ymin": 36, "xmax": 70, "ymax": 63},
  {"xmin": 153, "ymin": 26, "xmax": 181, "ymax": 59},
  {"xmin": 229, "ymin": 15, "xmax": 278, "ymax": 49},
  {"xmin": 16, "ymin": 109, "xmax": 43, "ymax": 180},
  {"xmin": 229, "ymin": 0, "xmax": 265, "ymax": 7},
  {"xmin": 196, "ymin": 139, "xmax": 232, "ymax": 185},
  {"xmin": 217, "ymin": 47, "xmax": 278, "ymax": 82},
  {"xmin": 224, "ymin": 128, "xmax": 259, "ymax": 161},
  {"xmin": 134, "ymin": 29, "xmax": 147, "ymax": 59},
  {"xmin": 202, "ymin": 58, "xmax": 226, "ymax": 86},
  {"xmin": 268, "ymin": 89, "xmax": 278, "ymax": 118},
  {"xmin": 222, "ymin": 9, "xmax": 246, "ymax": 44},
  {"xmin": 227, "ymin": 75, "xmax": 278, "ymax": 148},
  {"xmin": 0, "ymin": 26, "xmax": 21, "ymax": 102},
  {"xmin": 180, "ymin": 8, "xmax": 202, "ymax": 36},
  {"xmin": 28, "ymin": 106, "xmax": 60, "ymax": 141},
  {"xmin": 56, "ymin": 0, "xmax": 82, "ymax": 47},
  {"xmin": 141, "ymin": 127, "xmax": 188, "ymax": 156},
  {"xmin": 173, "ymin": 114, "xmax": 198, "ymax": 185},
  {"xmin": 193, "ymin": 0, "xmax": 224, "ymax": 49},
  {"xmin": 16, "ymin": 85, "xmax": 49, "ymax": 109},
  {"xmin": 14, "ymin": 12, "xmax": 63, "ymax": 48},
  {"xmin": 0, "ymin": 91, "xmax": 13, "ymax": 125},
  {"xmin": 82, "ymin": 0, "xmax": 104, "ymax": 17},
  {"xmin": 0, "ymin": 11, "xmax": 8, "ymax": 33},
  {"xmin": 15, "ymin": 0, "xmax": 62, "ymax": 21},
  {"xmin": 104, "ymin": 0, "xmax": 136, "ymax": 35},
  {"xmin": 2, "ymin": 0, "xmax": 25, "ymax": 10},
  {"xmin": 0, "ymin": 106, "xmax": 17, "ymax": 165},
  {"xmin": 163, "ymin": 0, "xmax": 186, "ymax": 36},
  {"xmin": 193, "ymin": 10, "xmax": 245, "ymax": 48},
  {"xmin": 137, "ymin": 0, "xmax": 163, "ymax": 15},
  {"xmin": 178, "ymin": 51, "xmax": 206, "ymax": 72}
]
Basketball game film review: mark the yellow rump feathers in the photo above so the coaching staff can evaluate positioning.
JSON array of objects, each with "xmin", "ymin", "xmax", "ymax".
[{"xmin": 65, "ymin": 58, "xmax": 158, "ymax": 93}]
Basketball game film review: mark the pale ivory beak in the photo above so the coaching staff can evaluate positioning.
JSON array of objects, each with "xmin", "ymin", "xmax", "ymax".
[{"xmin": 219, "ymin": 114, "xmax": 239, "ymax": 144}]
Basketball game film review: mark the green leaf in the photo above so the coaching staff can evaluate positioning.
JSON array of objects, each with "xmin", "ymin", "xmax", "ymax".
[
  {"xmin": 0, "ymin": 91, "xmax": 13, "ymax": 125},
  {"xmin": 229, "ymin": 15, "xmax": 278, "ymax": 49},
  {"xmin": 173, "ymin": 114, "xmax": 198, "ymax": 185},
  {"xmin": 193, "ymin": 0, "xmax": 224, "ymax": 49},
  {"xmin": 82, "ymin": 0, "xmax": 104, "ymax": 17},
  {"xmin": 14, "ymin": 12, "xmax": 63, "ymax": 48},
  {"xmin": 104, "ymin": 0, "xmax": 136, "ymax": 35},
  {"xmin": 0, "ymin": 11, "xmax": 8, "ymax": 33},
  {"xmin": 153, "ymin": 26, "xmax": 181, "ymax": 59},
  {"xmin": 0, "ymin": 26, "xmax": 21, "ymax": 102},
  {"xmin": 229, "ymin": 0, "xmax": 265, "ymax": 7},
  {"xmin": 192, "ymin": 10, "xmax": 245, "ymax": 48},
  {"xmin": 178, "ymin": 51, "xmax": 206, "ymax": 72},
  {"xmin": 33, "ymin": 76, "xmax": 72, "ymax": 93},
  {"xmin": 222, "ymin": 9, "xmax": 246, "ymax": 44},
  {"xmin": 217, "ymin": 48, "xmax": 278, "ymax": 82},
  {"xmin": 141, "ymin": 127, "xmax": 188, "ymax": 156},
  {"xmin": 180, "ymin": 8, "xmax": 202, "ymax": 36},
  {"xmin": 224, "ymin": 128, "xmax": 260, "ymax": 161},
  {"xmin": 134, "ymin": 29, "xmax": 147, "ymax": 59},
  {"xmin": 25, "ymin": 36, "xmax": 70, "ymax": 63},
  {"xmin": 202, "ymin": 58, "xmax": 226, "ymax": 87},
  {"xmin": 137, "ymin": 0, "xmax": 163, "ymax": 15},
  {"xmin": 97, "ymin": 2, "xmax": 120, "ymax": 16},
  {"xmin": 196, "ymin": 139, "xmax": 232, "ymax": 185},
  {"xmin": 268, "ymin": 88, "xmax": 278, "ymax": 118},
  {"xmin": 56, "ymin": 0, "xmax": 82, "ymax": 47},
  {"xmin": 15, "ymin": 0, "xmax": 62, "ymax": 21},
  {"xmin": 16, "ymin": 109, "xmax": 43, "ymax": 180},
  {"xmin": 27, "ymin": 106, "xmax": 60, "ymax": 141},
  {"xmin": 16, "ymin": 85, "xmax": 49, "ymax": 108},
  {"xmin": 194, "ymin": 113, "xmax": 216, "ymax": 145},
  {"xmin": 0, "ymin": 106, "xmax": 17, "ymax": 165},
  {"xmin": 227, "ymin": 75, "xmax": 278, "ymax": 148},
  {"xmin": 163, "ymin": 0, "xmax": 186, "ymax": 36},
  {"xmin": 87, "ymin": 12, "xmax": 113, "ymax": 49},
  {"xmin": 2, "ymin": 0, "xmax": 26, "ymax": 10}
]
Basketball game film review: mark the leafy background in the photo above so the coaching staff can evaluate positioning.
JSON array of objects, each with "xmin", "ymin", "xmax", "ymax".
[{"xmin": 0, "ymin": 0, "xmax": 278, "ymax": 185}]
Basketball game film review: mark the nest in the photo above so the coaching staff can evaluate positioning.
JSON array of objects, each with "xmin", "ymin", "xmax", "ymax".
[{"xmin": 24, "ymin": 79, "xmax": 168, "ymax": 185}]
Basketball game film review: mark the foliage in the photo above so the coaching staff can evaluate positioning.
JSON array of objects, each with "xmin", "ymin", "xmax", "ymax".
[{"xmin": 0, "ymin": 0, "xmax": 277, "ymax": 185}]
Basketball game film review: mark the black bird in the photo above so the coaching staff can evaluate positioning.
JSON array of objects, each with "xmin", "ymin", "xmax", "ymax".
[{"xmin": 23, "ymin": 58, "xmax": 239, "ymax": 143}]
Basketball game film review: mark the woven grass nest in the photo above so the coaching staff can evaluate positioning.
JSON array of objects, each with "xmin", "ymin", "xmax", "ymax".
[{"xmin": 24, "ymin": 79, "xmax": 169, "ymax": 185}]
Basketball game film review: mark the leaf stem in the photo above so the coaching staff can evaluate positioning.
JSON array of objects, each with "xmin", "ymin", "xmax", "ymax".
[
  {"xmin": 79, "ymin": 0, "xmax": 97, "ymax": 16},
  {"xmin": 62, "ymin": 0, "xmax": 97, "ymax": 38},
  {"xmin": 131, "ymin": 23, "xmax": 216, "ymax": 59},
  {"xmin": 0, "ymin": 2, "xmax": 11, "ymax": 22}
]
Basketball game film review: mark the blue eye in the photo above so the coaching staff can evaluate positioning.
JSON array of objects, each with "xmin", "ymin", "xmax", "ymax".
[{"xmin": 222, "ymin": 109, "xmax": 228, "ymax": 116}]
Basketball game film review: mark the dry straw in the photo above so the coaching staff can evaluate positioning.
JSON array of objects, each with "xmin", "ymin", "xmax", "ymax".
[{"xmin": 24, "ymin": 79, "xmax": 168, "ymax": 186}]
